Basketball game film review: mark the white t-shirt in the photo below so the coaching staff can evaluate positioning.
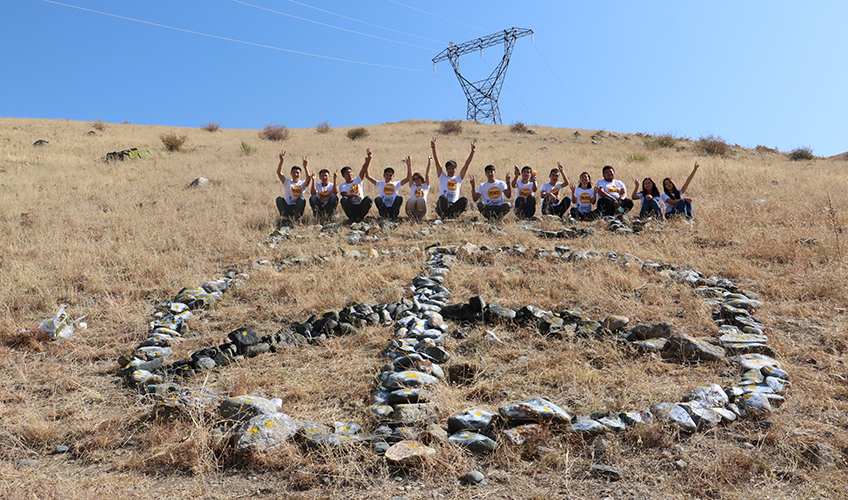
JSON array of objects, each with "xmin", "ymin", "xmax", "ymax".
[
  {"xmin": 339, "ymin": 175, "xmax": 365, "ymax": 205},
  {"xmin": 541, "ymin": 182, "xmax": 564, "ymax": 205},
  {"xmin": 315, "ymin": 182, "xmax": 335, "ymax": 204},
  {"xmin": 661, "ymin": 192, "xmax": 685, "ymax": 214},
  {"xmin": 376, "ymin": 180, "xmax": 402, "ymax": 205},
  {"xmin": 283, "ymin": 178, "xmax": 307, "ymax": 204},
  {"xmin": 439, "ymin": 173, "xmax": 462, "ymax": 203},
  {"xmin": 477, "ymin": 180, "xmax": 508, "ymax": 205},
  {"xmin": 409, "ymin": 183, "xmax": 430, "ymax": 202},
  {"xmin": 573, "ymin": 186, "xmax": 595, "ymax": 213},
  {"xmin": 515, "ymin": 179, "xmax": 535, "ymax": 199},
  {"xmin": 596, "ymin": 179, "xmax": 626, "ymax": 200}
]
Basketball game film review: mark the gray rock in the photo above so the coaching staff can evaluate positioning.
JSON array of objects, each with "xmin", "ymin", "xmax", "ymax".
[
  {"xmin": 620, "ymin": 411, "xmax": 652, "ymax": 426},
  {"xmin": 387, "ymin": 388, "xmax": 429, "ymax": 404},
  {"xmin": 591, "ymin": 464, "xmax": 622, "ymax": 480},
  {"xmin": 393, "ymin": 403, "xmax": 439, "ymax": 424},
  {"xmin": 602, "ymin": 315, "xmax": 630, "ymax": 331},
  {"xmin": 631, "ymin": 338, "xmax": 668, "ymax": 353},
  {"xmin": 220, "ymin": 395, "xmax": 279, "ymax": 422},
  {"xmin": 383, "ymin": 370, "xmax": 440, "ymax": 390},
  {"xmin": 664, "ymin": 334, "xmax": 726, "ymax": 362},
  {"xmin": 502, "ymin": 423, "xmax": 543, "ymax": 445},
  {"xmin": 726, "ymin": 353, "xmax": 782, "ymax": 372},
  {"xmin": 736, "ymin": 393, "xmax": 773, "ymax": 417},
  {"xmin": 679, "ymin": 402, "xmax": 722, "ymax": 430},
  {"xmin": 385, "ymin": 440, "xmax": 436, "ymax": 465},
  {"xmin": 447, "ymin": 409, "xmax": 496, "ymax": 434},
  {"xmin": 651, "ymin": 403, "xmax": 697, "ymax": 433},
  {"xmin": 465, "ymin": 470, "xmax": 485, "ymax": 484},
  {"xmin": 297, "ymin": 420, "xmax": 335, "ymax": 449},
  {"xmin": 234, "ymin": 412, "xmax": 302, "ymax": 453},
  {"xmin": 565, "ymin": 419, "xmax": 607, "ymax": 435},
  {"xmin": 683, "ymin": 384, "xmax": 729, "ymax": 407},
  {"xmin": 449, "ymin": 431, "xmax": 498, "ymax": 452},
  {"xmin": 499, "ymin": 397, "xmax": 571, "ymax": 425},
  {"xmin": 484, "ymin": 304, "xmax": 516, "ymax": 323}
]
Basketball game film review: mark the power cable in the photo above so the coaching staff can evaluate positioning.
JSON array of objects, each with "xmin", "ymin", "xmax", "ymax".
[
  {"xmin": 40, "ymin": 0, "xmax": 426, "ymax": 72},
  {"xmin": 481, "ymin": 58, "xmax": 541, "ymax": 125},
  {"xmin": 231, "ymin": 0, "xmax": 438, "ymax": 51},
  {"xmin": 386, "ymin": 0, "xmax": 488, "ymax": 33},
  {"xmin": 533, "ymin": 44, "xmax": 594, "ymax": 129},
  {"xmin": 433, "ymin": 71, "xmax": 463, "ymax": 99},
  {"xmin": 283, "ymin": 0, "xmax": 446, "ymax": 45}
]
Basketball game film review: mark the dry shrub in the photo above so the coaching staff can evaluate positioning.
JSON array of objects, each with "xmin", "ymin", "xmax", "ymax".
[
  {"xmin": 510, "ymin": 121, "xmax": 528, "ymax": 134},
  {"xmin": 437, "ymin": 119, "xmax": 463, "ymax": 135},
  {"xmin": 346, "ymin": 126, "xmax": 369, "ymax": 140},
  {"xmin": 92, "ymin": 120, "xmax": 107, "ymax": 131},
  {"xmin": 260, "ymin": 123, "xmax": 290, "ymax": 141},
  {"xmin": 160, "ymin": 133, "xmax": 187, "ymax": 152},
  {"xmin": 697, "ymin": 134, "xmax": 730, "ymax": 156},
  {"xmin": 200, "ymin": 122, "xmax": 220, "ymax": 132},
  {"xmin": 643, "ymin": 132, "xmax": 676, "ymax": 150},
  {"xmin": 789, "ymin": 146, "xmax": 815, "ymax": 161},
  {"xmin": 756, "ymin": 144, "xmax": 779, "ymax": 154},
  {"xmin": 315, "ymin": 120, "xmax": 331, "ymax": 134}
]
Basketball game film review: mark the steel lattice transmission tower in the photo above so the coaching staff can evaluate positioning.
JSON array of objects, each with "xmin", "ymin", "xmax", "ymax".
[{"xmin": 433, "ymin": 27, "xmax": 533, "ymax": 125}]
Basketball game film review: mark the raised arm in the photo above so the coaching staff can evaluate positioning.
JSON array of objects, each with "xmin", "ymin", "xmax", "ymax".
[
  {"xmin": 557, "ymin": 162, "xmax": 569, "ymax": 189},
  {"xmin": 400, "ymin": 156, "xmax": 411, "ymax": 186},
  {"xmin": 680, "ymin": 161, "xmax": 700, "ymax": 194},
  {"xmin": 631, "ymin": 179, "xmax": 640, "ymax": 200},
  {"xmin": 360, "ymin": 148, "xmax": 376, "ymax": 184},
  {"xmin": 530, "ymin": 172, "xmax": 538, "ymax": 193},
  {"xmin": 430, "ymin": 137, "xmax": 443, "ymax": 177},
  {"xmin": 331, "ymin": 172, "xmax": 339, "ymax": 194},
  {"xmin": 276, "ymin": 150, "xmax": 287, "ymax": 184},
  {"xmin": 504, "ymin": 173, "xmax": 513, "ymax": 199},
  {"xmin": 424, "ymin": 155, "xmax": 432, "ymax": 185},
  {"xmin": 511, "ymin": 165, "xmax": 520, "ymax": 188},
  {"xmin": 303, "ymin": 156, "xmax": 312, "ymax": 187},
  {"xmin": 470, "ymin": 176, "xmax": 480, "ymax": 202},
  {"xmin": 310, "ymin": 173, "xmax": 318, "ymax": 195},
  {"xmin": 459, "ymin": 140, "xmax": 476, "ymax": 179}
]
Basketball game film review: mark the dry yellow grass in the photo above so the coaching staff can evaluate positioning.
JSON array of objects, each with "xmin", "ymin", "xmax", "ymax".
[{"xmin": 1, "ymin": 117, "xmax": 847, "ymax": 498}]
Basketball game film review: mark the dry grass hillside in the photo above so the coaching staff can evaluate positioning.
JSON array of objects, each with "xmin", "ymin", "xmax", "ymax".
[{"xmin": 1, "ymin": 117, "xmax": 847, "ymax": 499}]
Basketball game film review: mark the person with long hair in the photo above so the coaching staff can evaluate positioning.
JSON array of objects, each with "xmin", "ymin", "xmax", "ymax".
[
  {"xmin": 405, "ymin": 155, "xmax": 431, "ymax": 221},
  {"xmin": 662, "ymin": 162, "xmax": 700, "ymax": 218},
  {"xmin": 631, "ymin": 177, "xmax": 663, "ymax": 219},
  {"xmin": 569, "ymin": 171, "xmax": 597, "ymax": 220}
]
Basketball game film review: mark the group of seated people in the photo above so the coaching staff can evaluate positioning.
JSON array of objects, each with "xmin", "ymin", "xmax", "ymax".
[{"xmin": 275, "ymin": 138, "xmax": 700, "ymax": 224}]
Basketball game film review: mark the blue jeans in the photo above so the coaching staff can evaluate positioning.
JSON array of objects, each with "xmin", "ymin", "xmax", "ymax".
[
  {"xmin": 310, "ymin": 194, "xmax": 338, "ymax": 219},
  {"xmin": 639, "ymin": 198, "xmax": 663, "ymax": 219},
  {"xmin": 669, "ymin": 199, "xmax": 693, "ymax": 218}
]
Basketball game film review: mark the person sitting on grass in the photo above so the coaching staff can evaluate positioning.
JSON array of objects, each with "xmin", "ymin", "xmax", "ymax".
[
  {"xmin": 511, "ymin": 165, "xmax": 538, "ymax": 219},
  {"xmin": 569, "ymin": 171, "xmax": 598, "ymax": 221},
  {"xmin": 662, "ymin": 161, "xmax": 700, "ymax": 219},
  {"xmin": 405, "ymin": 155, "xmax": 431, "ymax": 221},
  {"xmin": 309, "ymin": 168, "xmax": 338, "ymax": 221},
  {"xmin": 595, "ymin": 165, "xmax": 633, "ymax": 216},
  {"xmin": 364, "ymin": 157, "xmax": 407, "ymax": 220},
  {"xmin": 275, "ymin": 150, "xmax": 312, "ymax": 222},
  {"xmin": 471, "ymin": 164, "xmax": 512, "ymax": 221},
  {"xmin": 632, "ymin": 177, "xmax": 664, "ymax": 219},
  {"xmin": 540, "ymin": 162, "xmax": 572, "ymax": 218},
  {"xmin": 338, "ymin": 149, "xmax": 373, "ymax": 223},
  {"xmin": 431, "ymin": 137, "xmax": 475, "ymax": 219}
]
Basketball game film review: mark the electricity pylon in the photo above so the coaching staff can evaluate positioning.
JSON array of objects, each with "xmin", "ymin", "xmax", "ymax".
[{"xmin": 433, "ymin": 27, "xmax": 533, "ymax": 125}]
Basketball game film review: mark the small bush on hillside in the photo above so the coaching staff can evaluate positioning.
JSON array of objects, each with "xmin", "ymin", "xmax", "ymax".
[
  {"xmin": 347, "ymin": 127, "xmax": 369, "ymax": 140},
  {"xmin": 200, "ymin": 122, "xmax": 220, "ymax": 132},
  {"xmin": 160, "ymin": 134, "xmax": 187, "ymax": 152},
  {"xmin": 315, "ymin": 121, "xmax": 331, "ymax": 134},
  {"xmin": 260, "ymin": 123, "xmax": 290, "ymax": 141},
  {"xmin": 756, "ymin": 145, "xmax": 779, "ymax": 154},
  {"xmin": 644, "ymin": 133, "xmax": 676, "ymax": 150},
  {"xmin": 438, "ymin": 120, "xmax": 463, "ymax": 135},
  {"xmin": 241, "ymin": 141, "xmax": 256, "ymax": 156},
  {"xmin": 92, "ymin": 120, "xmax": 107, "ymax": 131},
  {"xmin": 510, "ymin": 121, "xmax": 528, "ymax": 134},
  {"xmin": 697, "ymin": 134, "xmax": 730, "ymax": 156},
  {"xmin": 625, "ymin": 152, "xmax": 649, "ymax": 163},
  {"xmin": 789, "ymin": 146, "xmax": 815, "ymax": 161}
]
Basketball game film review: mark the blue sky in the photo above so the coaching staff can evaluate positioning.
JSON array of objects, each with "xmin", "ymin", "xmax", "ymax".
[{"xmin": 3, "ymin": 1, "xmax": 846, "ymax": 156}]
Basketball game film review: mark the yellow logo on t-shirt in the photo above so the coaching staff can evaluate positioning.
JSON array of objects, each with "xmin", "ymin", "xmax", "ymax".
[
  {"xmin": 292, "ymin": 185, "xmax": 302, "ymax": 197},
  {"xmin": 550, "ymin": 187, "xmax": 559, "ymax": 197},
  {"xmin": 608, "ymin": 185, "xmax": 621, "ymax": 194},
  {"xmin": 488, "ymin": 186, "xmax": 502, "ymax": 199},
  {"xmin": 414, "ymin": 188, "xmax": 425, "ymax": 199},
  {"xmin": 519, "ymin": 187, "xmax": 531, "ymax": 198},
  {"xmin": 580, "ymin": 192, "xmax": 591, "ymax": 204},
  {"xmin": 447, "ymin": 179, "xmax": 458, "ymax": 191},
  {"xmin": 383, "ymin": 184, "xmax": 395, "ymax": 196},
  {"xmin": 319, "ymin": 191, "xmax": 331, "ymax": 202},
  {"xmin": 350, "ymin": 184, "xmax": 360, "ymax": 195}
]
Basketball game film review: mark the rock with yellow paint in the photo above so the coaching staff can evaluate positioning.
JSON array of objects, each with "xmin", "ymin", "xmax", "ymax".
[{"xmin": 234, "ymin": 412, "xmax": 302, "ymax": 453}]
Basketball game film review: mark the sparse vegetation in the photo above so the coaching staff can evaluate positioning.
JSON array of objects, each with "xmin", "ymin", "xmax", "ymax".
[
  {"xmin": 160, "ymin": 133, "xmax": 187, "ymax": 152},
  {"xmin": 697, "ymin": 134, "xmax": 730, "ymax": 156},
  {"xmin": 643, "ymin": 132, "xmax": 676, "ymax": 150},
  {"xmin": 755, "ymin": 145, "xmax": 779, "ymax": 154},
  {"xmin": 510, "ymin": 121, "xmax": 528, "ymax": 134},
  {"xmin": 346, "ymin": 126, "xmax": 369, "ymax": 140},
  {"xmin": 240, "ymin": 141, "xmax": 256, "ymax": 155},
  {"xmin": 625, "ymin": 152, "xmax": 649, "ymax": 163},
  {"xmin": 789, "ymin": 146, "xmax": 815, "ymax": 161},
  {"xmin": 437, "ymin": 119, "xmax": 463, "ymax": 135},
  {"xmin": 259, "ymin": 123, "xmax": 290, "ymax": 141},
  {"xmin": 315, "ymin": 120, "xmax": 331, "ymax": 134},
  {"xmin": 92, "ymin": 119, "xmax": 107, "ymax": 131},
  {"xmin": 200, "ymin": 122, "xmax": 220, "ymax": 132}
]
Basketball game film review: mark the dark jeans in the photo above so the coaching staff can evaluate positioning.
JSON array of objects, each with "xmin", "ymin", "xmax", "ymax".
[
  {"xmin": 541, "ymin": 197, "xmax": 571, "ymax": 217},
  {"xmin": 310, "ymin": 194, "xmax": 338, "ymax": 219},
  {"xmin": 597, "ymin": 197, "xmax": 633, "ymax": 217},
  {"xmin": 477, "ymin": 201, "xmax": 510, "ymax": 220},
  {"xmin": 668, "ymin": 199, "xmax": 693, "ymax": 218},
  {"xmin": 571, "ymin": 207, "xmax": 599, "ymax": 221},
  {"xmin": 340, "ymin": 196, "xmax": 372, "ymax": 222},
  {"xmin": 375, "ymin": 196, "xmax": 403, "ymax": 219},
  {"xmin": 276, "ymin": 196, "xmax": 305, "ymax": 219},
  {"xmin": 514, "ymin": 196, "xmax": 537, "ymax": 219},
  {"xmin": 435, "ymin": 195, "xmax": 468, "ymax": 219},
  {"xmin": 639, "ymin": 198, "xmax": 663, "ymax": 219}
]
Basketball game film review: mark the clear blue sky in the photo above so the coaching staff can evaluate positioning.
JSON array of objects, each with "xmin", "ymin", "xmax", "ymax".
[{"xmin": 3, "ymin": 1, "xmax": 846, "ymax": 156}]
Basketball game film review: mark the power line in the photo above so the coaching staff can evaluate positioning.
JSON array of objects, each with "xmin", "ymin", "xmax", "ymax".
[
  {"xmin": 231, "ymin": 0, "xmax": 437, "ymax": 51},
  {"xmin": 533, "ymin": 44, "xmax": 594, "ymax": 129},
  {"xmin": 480, "ymin": 57, "xmax": 541, "ymax": 125},
  {"xmin": 433, "ymin": 71, "xmax": 463, "ymax": 100},
  {"xmin": 283, "ymin": 0, "xmax": 446, "ymax": 45},
  {"xmin": 41, "ymin": 0, "xmax": 426, "ymax": 72},
  {"xmin": 386, "ymin": 0, "xmax": 488, "ymax": 33}
]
